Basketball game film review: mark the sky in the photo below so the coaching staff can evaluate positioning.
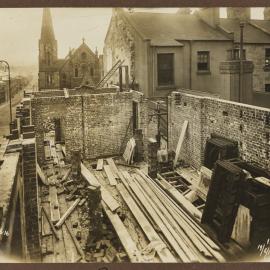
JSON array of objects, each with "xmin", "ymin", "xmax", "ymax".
[{"xmin": 0, "ymin": 7, "xmax": 265, "ymax": 68}]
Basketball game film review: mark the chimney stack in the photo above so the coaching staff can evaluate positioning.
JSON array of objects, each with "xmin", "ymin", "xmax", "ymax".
[
  {"xmin": 227, "ymin": 8, "xmax": 251, "ymax": 21},
  {"xmin": 196, "ymin": 8, "xmax": 220, "ymax": 28},
  {"xmin": 264, "ymin": 8, "xmax": 270, "ymax": 20}
]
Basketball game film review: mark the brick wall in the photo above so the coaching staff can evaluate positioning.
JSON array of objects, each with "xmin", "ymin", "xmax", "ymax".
[
  {"xmin": 83, "ymin": 92, "xmax": 133, "ymax": 158},
  {"xmin": 169, "ymin": 92, "xmax": 270, "ymax": 171},
  {"xmin": 22, "ymin": 138, "xmax": 41, "ymax": 261},
  {"xmin": 31, "ymin": 90, "xmax": 147, "ymax": 163}
]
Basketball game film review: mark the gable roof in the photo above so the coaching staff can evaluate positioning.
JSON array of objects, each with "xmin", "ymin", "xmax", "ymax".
[
  {"xmin": 120, "ymin": 11, "xmax": 231, "ymax": 42},
  {"xmin": 219, "ymin": 18, "xmax": 270, "ymax": 44},
  {"xmin": 59, "ymin": 42, "xmax": 98, "ymax": 72}
]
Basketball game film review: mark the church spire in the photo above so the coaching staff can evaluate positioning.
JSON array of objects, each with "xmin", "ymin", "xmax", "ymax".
[{"xmin": 40, "ymin": 8, "xmax": 55, "ymax": 41}]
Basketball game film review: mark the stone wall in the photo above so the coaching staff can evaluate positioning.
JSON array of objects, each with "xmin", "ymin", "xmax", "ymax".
[
  {"xmin": 169, "ymin": 92, "xmax": 270, "ymax": 171},
  {"xmin": 31, "ymin": 90, "xmax": 147, "ymax": 163}
]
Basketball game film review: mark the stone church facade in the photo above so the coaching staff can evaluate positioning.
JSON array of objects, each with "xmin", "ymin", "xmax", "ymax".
[{"xmin": 38, "ymin": 8, "xmax": 103, "ymax": 90}]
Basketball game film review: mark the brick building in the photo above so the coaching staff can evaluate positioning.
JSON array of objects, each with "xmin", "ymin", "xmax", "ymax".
[
  {"xmin": 103, "ymin": 8, "xmax": 270, "ymax": 108},
  {"xmin": 38, "ymin": 8, "xmax": 103, "ymax": 90}
]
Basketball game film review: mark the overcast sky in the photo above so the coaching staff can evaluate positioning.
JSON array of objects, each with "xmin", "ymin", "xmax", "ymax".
[{"xmin": 0, "ymin": 8, "xmax": 265, "ymax": 67}]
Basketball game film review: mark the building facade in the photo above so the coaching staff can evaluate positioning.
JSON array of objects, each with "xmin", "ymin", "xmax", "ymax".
[
  {"xmin": 38, "ymin": 8, "xmax": 103, "ymax": 90},
  {"xmin": 104, "ymin": 8, "xmax": 270, "ymax": 108}
]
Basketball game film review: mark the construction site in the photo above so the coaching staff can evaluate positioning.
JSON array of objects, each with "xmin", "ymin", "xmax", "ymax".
[
  {"xmin": 1, "ymin": 6, "xmax": 270, "ymax": 264},
  {"xmin": 0, "ymin": 67, "xmax": 270, "ymax": 262}
]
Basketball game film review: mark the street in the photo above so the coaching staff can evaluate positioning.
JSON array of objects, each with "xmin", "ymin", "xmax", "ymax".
[{"xmin": 0, "ymin": 89, "xmax": 24, "ymax": 137}]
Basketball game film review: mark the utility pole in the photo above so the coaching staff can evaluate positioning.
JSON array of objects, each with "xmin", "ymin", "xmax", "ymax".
[
  {"xmin": 0, "ymin": 60, "xmax": 12, "ymax": 124},
  {"xmin": 239, "ymin": 22, "xmax": 245, "ymax": 103}
]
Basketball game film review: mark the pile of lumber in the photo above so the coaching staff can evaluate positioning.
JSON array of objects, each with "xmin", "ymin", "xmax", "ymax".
[
  {"xmin": 99, "ymin": 159, "xmax": 225, "ymax": 262},
  {"xmin": 81, "ymin": 157, "xmax": 227, "ymax": 262}
]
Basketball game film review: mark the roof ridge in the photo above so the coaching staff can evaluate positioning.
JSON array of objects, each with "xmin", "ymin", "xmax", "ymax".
[
  {"xmin": 249, "ymin": 21, "xmax": 270, "ymax": 36},
  {"xmin": 194, "ymin": 13, "xmax": 233, "ymax": 41}
]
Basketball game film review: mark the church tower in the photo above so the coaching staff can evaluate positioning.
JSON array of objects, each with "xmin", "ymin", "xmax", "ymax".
[{"xmin": 38, "ymin": 8, "xmax": 59, "ymax": 90}]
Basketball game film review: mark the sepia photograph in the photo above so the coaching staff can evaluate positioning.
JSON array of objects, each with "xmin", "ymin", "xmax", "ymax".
[{"xmin": 0, "ymin": 2, "xmax": 270, "ymax": 267}]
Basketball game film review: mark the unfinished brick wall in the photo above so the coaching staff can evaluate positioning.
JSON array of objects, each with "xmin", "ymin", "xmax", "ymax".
[
  {"xmin": 169, "ymin": 92, "xmax": 270, "ymax": 171},
  {"xmin": 31, "ymin": 90, "xmax": 147, "ymax": 163},
  {"xmin": 22, "ymin": 138, "xmax": 41, "ymax": 261},
  {"xmin": 83, "ymin": 92, "xmax": 133, "ymax": 158}
]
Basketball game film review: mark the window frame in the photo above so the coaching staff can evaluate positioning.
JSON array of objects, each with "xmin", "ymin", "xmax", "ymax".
[
  {"xmin": 265, "ymin": 84, "xmax": 270, "ymax": 92},
  {"xmin": 197, "ymin": 51, "xmax": 210, "ymax": 73},
  {"xmin": 265, "ymin": 48, "xmax": 270, "ymax": 69},
  {"xmin": 157, "ymin": 53, "xmax": 175, "ymax": 87}
]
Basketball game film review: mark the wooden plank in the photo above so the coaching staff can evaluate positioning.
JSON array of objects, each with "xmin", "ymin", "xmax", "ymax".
[
  {"xmin": 115, "ymin": 162, "xmax": 140, "ymax": 169},
  {"xmin": 58, "ymin": 194, "xmax": 82, "ymax": 262},
  {"xmin": 37, "ymin": 163, "xmax": 49, "ymax": 186},
  {"xmin": 231, "ymin": 205, "xmax": 251, "ymax": 248},
  {"xmin": 83, "ymin": 169, "xmax": 120, "ymax": 212},
  {"xmin": 96, "ymin": 159, "xmax": 104, "ymax": 171},
  {"xmin": 106, "ymin": 158, "xmax": 119, "ymax": 177},
  {"xmin": 104, "ymin": 165, "xmax": 117, "ymax": 186},
  {"xmin": 254, "ymin": 176, "xmax": 270, "ymax": 188},
  {"xmin": 41, "ymin": 206, "xmax": 59, "ymax": 240},
  {"xmin": 117, "ymin": 183, "xmax": 176, "ymax": 262},
  {"xmin": 41, "ymin": 204, "xmax": 52, "ymax": 237},
  {"xmin": 49, "ymin": 186, "xmax": 61, "ymax": 224},
  {"xmin": 81, "ymin": 162, "xmax": 100, "ymax": 187},
  {"xmin": 131, "ymin": 179, "xmax": 199, "ymax": 262},
  {"xmin": 55, "ymin": 198, "xmax": 80, "ymax": 229},
  {"xmin": 140, "ymin": 171, "xmax": 225, "ymax": 262},
  {"xmin": 157, "ymin": 174, "xmax": 202, "ymax": 220},
  {"xmin": 135, "ymin": 174, "xmax": 212, "ymax": 260},
  {"xmin": 149, "ymin": 182, "xmax": 225, "ymax": 263},
  {"xmin": 173, "ymin": 120, "xmax": 188, "ymax": 167},
  {"xmin": 102, "ymin": 202, "xmax": 142, "ymax": 262},
  {"xmin": 101, "ymin": 187, "xmax": 120, "ymax": 212},
  {"xmin": 65, "ymin": 221, "xmax": 85, "ymax": 260},
  {"xmin": 128, "ymin": 181, "xmax": 190, "ymax": 262}
]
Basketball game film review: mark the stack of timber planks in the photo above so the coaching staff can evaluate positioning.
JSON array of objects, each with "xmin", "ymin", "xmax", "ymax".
[{"xmin": 102, "ymin": 159, "xmax": 226, "ymax": 263}]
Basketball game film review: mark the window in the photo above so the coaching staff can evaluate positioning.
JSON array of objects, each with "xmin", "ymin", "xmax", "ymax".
[
  {"xmin": 81, "ymin": 52, "xmax": 87, "ymax": 60},
  {"xmin": 62, "ymin": 73, "xmax": 66, "ymax": 86},
  {"xmin": 74, "ymin": 66, "xmax": 79, "ymax": 77},
  {"xmin": 90, "ymin": 67, "xmax": 94, "ymax": 76},
  {"xmin": 265, "ymin": 84, "xmax": 270, "ymax": 92},
  {"xmin": 197, "ymin": 51, "xmax": 210, "ymax": 71},
  {"xmin": 46, "ymin": 74, "xmax": 52, "ymax": 86},
  {"xmin": 265, "ymin": 49, "xmax": 270, "ymax": 68},
  {"xmin": 157, "ymin": 53, "xmax": 174, "ymax": 86}
]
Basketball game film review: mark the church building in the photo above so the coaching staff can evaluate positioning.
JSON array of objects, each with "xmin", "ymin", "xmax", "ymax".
[{"xmin": 38, "ymin": 8, "xmax": 103, "ymax": 90}]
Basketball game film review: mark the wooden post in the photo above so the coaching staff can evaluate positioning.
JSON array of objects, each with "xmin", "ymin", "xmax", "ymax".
[
  {"xmin": 119, "ymin": 66, "xmax": 123, "ymax": 92},
  {"xmin": 173, "ymin": 120, "xmax": 188, "ymax": 168},
  {"xmin": 125, "ymin": 65, "xmax": 129, "ymax": 90}
]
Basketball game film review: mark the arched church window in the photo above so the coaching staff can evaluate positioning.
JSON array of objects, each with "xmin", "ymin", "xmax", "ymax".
[
  {"xmin": 75, "ymin": 66, "xmax": 79, "ymax": 77},
  {"xmin": 81, "ymin": 52, "xmax": 87, "ymax": 60},
  {"xmin": 90, "ymin": 67, "xmax": 94, "ymax": 76}
]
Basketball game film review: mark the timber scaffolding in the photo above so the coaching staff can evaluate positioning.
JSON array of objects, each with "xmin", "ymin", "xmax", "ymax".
[{"xmin": 37, "ymin": 131, "xmax": 246, "ymax": 263}]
